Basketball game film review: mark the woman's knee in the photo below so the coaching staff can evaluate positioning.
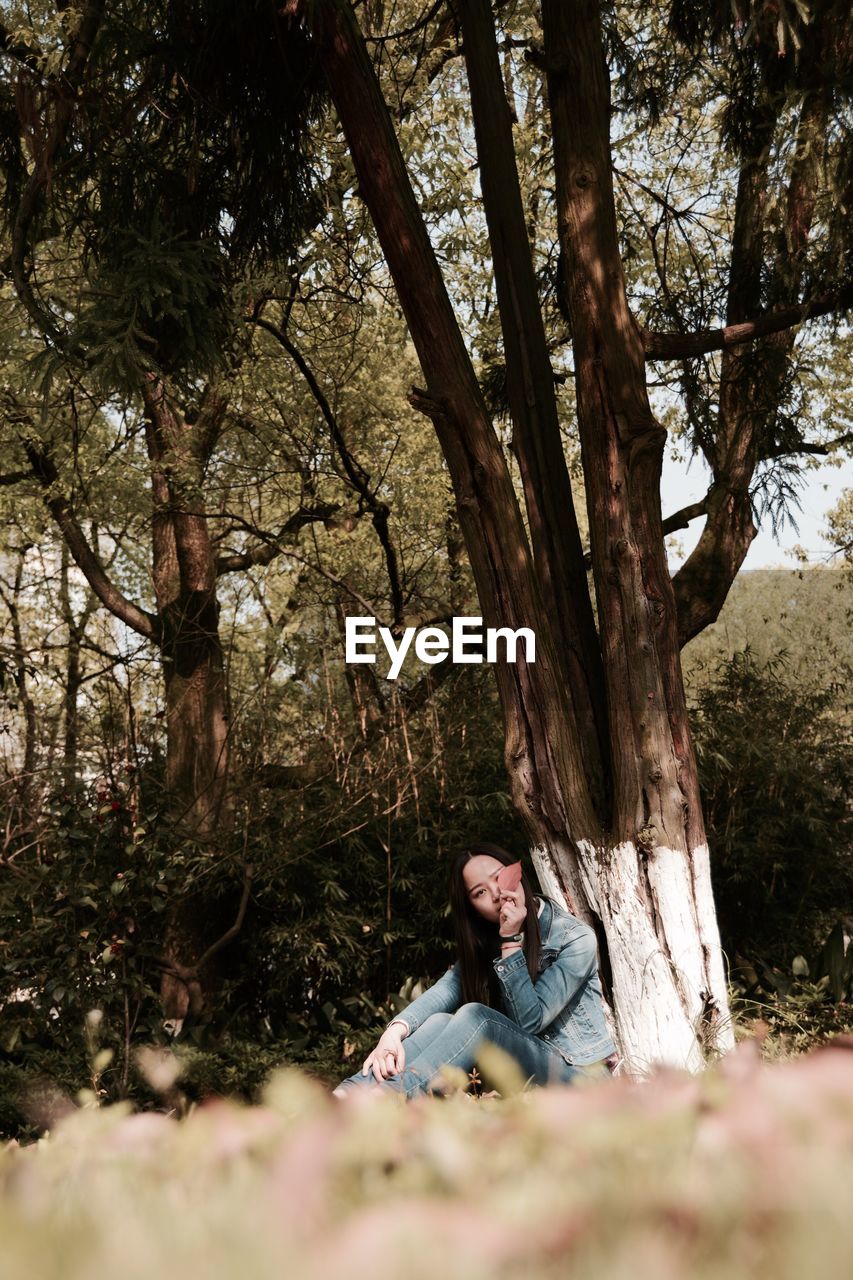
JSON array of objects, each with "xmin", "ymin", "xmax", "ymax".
[
  {"xmin": 452, "ymin": 1001, "xmax": 492, "ymax": 1025},
  {"xmin": 421, "ymin": 1012, "xmax": 453, "ymax": 1033}
]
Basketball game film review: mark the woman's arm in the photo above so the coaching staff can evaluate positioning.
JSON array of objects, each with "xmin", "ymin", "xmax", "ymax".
[
  {"xmin": 359, "ymin": 965, "xmax": 462, "ymax": 1084},
  {"xmin": 383, "ymin": 962, "xmax": 462, "ymax": 1037},
  {"xmin": 493, "ymin": 924, "xmax": 598, "ymax": 1034}
]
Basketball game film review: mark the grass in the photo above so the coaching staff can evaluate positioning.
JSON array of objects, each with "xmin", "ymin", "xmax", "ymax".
[{"xmin": 2, "ymin": 1030, "xmax": 852, "ymax": 1280}]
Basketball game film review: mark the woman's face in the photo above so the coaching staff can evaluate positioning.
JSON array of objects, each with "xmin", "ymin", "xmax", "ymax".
[{"xmin": 461, "ymin": 854, "xmax": 506, "ymax": 925}]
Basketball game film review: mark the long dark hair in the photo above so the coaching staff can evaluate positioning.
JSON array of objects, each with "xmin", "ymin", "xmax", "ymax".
[{"xmin": 448, "ymin": 843, "xmax": 542, "ymax": 1007}]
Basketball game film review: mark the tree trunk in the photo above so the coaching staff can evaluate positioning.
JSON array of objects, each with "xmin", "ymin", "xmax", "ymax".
[
  {"xmin": 306, "ymin": 0, "xmax": 733, "ymax": 1069},
  {"xmin": 142, "ymin": 375, "xmax": 231, "ymax": 838},
  {"xmin": 458, "ymin": 0, "xmax": 609, "ymax": 817},
  {"xmin": 22, "ymin": 372, "xmax": 234, "ymax": 1025},
  {"xmin": 540, "ymin": 0, "xmax": 732, "ymax": 1065},
  {"xmin": 58, "ymin": 541, "xmax": 97, "ymax": 793},
  {"xmin": 1, "ymin": 547, "xmax": 38, "ymax": 834},
  {"xmin": 306, "ymin": 0, "xmax": 597, "ymax": 851},
  {"xmin": 141, "ymin": 375, "xmax": 233, "ymax": 1029}
]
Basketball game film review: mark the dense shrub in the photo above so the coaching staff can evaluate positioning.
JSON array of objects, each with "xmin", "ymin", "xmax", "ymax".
[
  {"xmin": 0, "ymin": 669, "xmax": 525, "ymax": 1120},
  {"xmin": 692, "ymin": 649, "xmax": 853, "ymax": 963}
]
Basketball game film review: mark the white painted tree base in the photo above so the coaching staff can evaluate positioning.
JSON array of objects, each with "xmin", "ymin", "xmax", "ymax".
[{"xmin": 532, "ymin": 839, "xmax": 734, "ymax": 1075}]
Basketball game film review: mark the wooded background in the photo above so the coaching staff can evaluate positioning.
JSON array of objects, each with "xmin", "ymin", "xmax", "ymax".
[{"xmin": 0, "ymin": 0, "xmax": 850, "ymax": 1128}]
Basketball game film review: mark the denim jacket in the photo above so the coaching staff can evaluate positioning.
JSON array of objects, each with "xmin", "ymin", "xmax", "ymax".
[{"xmin": 389, "ymin": 896, "xmax": 615, "ymax": 1066}]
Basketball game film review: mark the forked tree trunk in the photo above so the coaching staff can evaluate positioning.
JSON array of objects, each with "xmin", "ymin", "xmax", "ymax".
[
  {"xmin": 673, "ymin": 88, "xmax": 828, "ymax": 644},
  {"xmin": 306, "ymin": 0, "xmax": 733, "ymax": 1070},
  {"xmin": 457, "ymin": 0, "xmax": 609, "ymax": 820}
]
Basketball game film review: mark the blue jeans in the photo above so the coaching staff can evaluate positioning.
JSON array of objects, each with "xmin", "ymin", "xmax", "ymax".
[{"xmin": 336, "ymin": 1003, "xmax": 582, "ymax": 1099}]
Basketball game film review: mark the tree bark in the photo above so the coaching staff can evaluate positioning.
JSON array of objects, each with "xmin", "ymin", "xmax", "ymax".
[
  {"xmin": 457, "ymin": 0, "xmax": 609, "ymax": 818},
  {"xmin": 0, "ymin": 548, "xmax": 38, "ymax": 832},
  {"xmin": 141, "ymin": 375, "xmax": 232, "ymax": 838},
  {"xmin": 306, "ymin": 0, "xmax": 598, "ymax": 864},
  {"xmin": 58, "ymin": 541, "xmax": 97, "ymax": 793},
  {"xmin": 541, "ymin": 0, "xmax": 732, "ymax": 1066},
  {"xmin": 140, "ymin": 374, "xmax": 234, "ymax": 1029}
]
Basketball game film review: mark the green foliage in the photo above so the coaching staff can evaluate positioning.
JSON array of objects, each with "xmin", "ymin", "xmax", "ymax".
[
  {"xmin": 825, "ymin": 487, "xmax": 853, "ymax": 561},
  {"xmin": 682, "ymin": 567, "xmax": 852, "ymax": 692},
  {"xmin": 0, "ymin": 767, "xmax": 222, "ymax": 1069},
  {"xmin": 691, "ymin": 647, "xmax": 852, "ymax": 959},
  {"xmin": 0, "ymin": 659, "xmax": 526, "ymax": 1129},
  {"xmin": 0, "ymin": 0, "xmax": 327, "ymax": 384},
  {"xmin": 733, "ymin": 969, "xmax": 853, "ymax": 1062},
  {"xmin": 1, "ymin": 0, "xmax": 850, "ymax": 1131},
  {"xmin": 667, "ymin": 0, "xmax": 852, "ymax": 158},
  {"xmin": 71, "ymin": 221, "xmax": 234, "ymax": 391}
]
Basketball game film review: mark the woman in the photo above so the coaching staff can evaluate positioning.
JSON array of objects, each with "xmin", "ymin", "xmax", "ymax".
[{"xmin": 333, "ymin": 843, "xmax": 617, "ymax": 1100}]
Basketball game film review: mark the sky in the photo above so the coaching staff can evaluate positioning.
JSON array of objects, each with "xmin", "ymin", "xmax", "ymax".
[{"xmin": 661, "ymin": 448, "xmax": 852, "ymax": 570}]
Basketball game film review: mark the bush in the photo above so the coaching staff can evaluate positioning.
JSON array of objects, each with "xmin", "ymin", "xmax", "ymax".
[
  {"xmin": 691, "ymin": 649, "xmax": 853, "ymax": 963},
  {"xmin": 0, "ymin": 669, "xmax": 525, "ymax": 1131}
]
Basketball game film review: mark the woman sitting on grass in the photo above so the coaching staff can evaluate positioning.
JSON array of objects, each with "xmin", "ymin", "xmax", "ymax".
[{"xmin": 333, "ymin": 843, "xmax": 617, "ymax": 1100}]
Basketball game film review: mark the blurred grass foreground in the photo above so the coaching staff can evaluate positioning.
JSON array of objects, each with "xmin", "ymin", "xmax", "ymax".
[{"xmin": 2, "ymin": 1041, "xmax": 852, "ymax": 1280}]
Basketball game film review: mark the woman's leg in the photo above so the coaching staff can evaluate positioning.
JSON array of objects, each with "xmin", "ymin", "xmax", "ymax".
[
  {"xmin": 377, "ymin": 1003, "xmax": 578, "ymax": 1099},
  {"xmin": 334, "ymin": 1012, "xmax": 454, "ymax": 1093}
]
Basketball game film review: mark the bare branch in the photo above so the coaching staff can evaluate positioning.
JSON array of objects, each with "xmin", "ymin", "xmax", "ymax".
[
  {"xmin": 194, "ymin": 863, "xmax": 254, "ymax": 972},
  {"xmin": 214, "ymin": 504, "xmax": 341, "ymax": 575},
  {"xmin": 283, "ymin": 551, "xmax": 380, "ymax": 617},
  {"xmin": 402, "ymin": 651, "xmax": 458, "ymax": 715},
  {"xmin": 661, "ymin": 499, "xmax": 708, "ymax": 537},
  {"xmin": 22, "ymin": 438, "xmax": 158, "ymax": 640},
  {"xmin": 252, "ymin": 310, "xmax": 406, "ymax": 627},
  {"xmin": 579, "ymin": 497, "xmax": 710, "ymax": 567},
  {"xmin": 762, "ymin": 431, "xmax": 853, "ymax": 460},
  {"xmin": 644, "ymin": 288, "xmax": 852, "ymax": 361}
]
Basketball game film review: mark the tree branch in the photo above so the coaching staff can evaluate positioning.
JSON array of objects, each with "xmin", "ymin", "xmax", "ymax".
[
  {"xmin": 401, "ymin": 649, "xmax": 458, "ymax": 715},
  {"xmin": 661, "ymin": 499, "xmax": 708, "ymax": 536},
  {"xmin": 214, "ymin": 504, "xmax": 342, "ymax": 575},
  {"xmin": 252, "ymin": 310, "xmax": 406, "ymax": 627},
  {"xmin": 281, "ymin": 550, "xmax": 379, "ymax": 617},
  {"xmin": 191, "ymin": 383, "xmax": 230, "ymax": 465},
  {"xmin": 194, "ymin": 863, "xmax": 254, "ymax": 972},
  {"xmin": 644, "ymin": 288, "xmax": 852, "ymax": 361},
  {"xmin": 762, "ymin": 430, "xmax": 853, "ymax": 460},
  {"xmin": 148, "ymin": 859, "xmax": 254, "ymax": 1002},
  {"xmin": 22, "ymin": 438, "xmax": 158, "ymax": 640},
  {"xmin": 580, "ymin": 498, "xmax": 709, "ymax": 567}
]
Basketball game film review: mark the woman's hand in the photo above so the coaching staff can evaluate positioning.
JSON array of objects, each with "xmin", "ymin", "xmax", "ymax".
[
  {"xmin": 499, "ymin": 886, "xmax": 527, "ymax": 937},
  {"xmin": 362, "ymin": 1024, "xmax": 406, "ymax": 1082}
]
